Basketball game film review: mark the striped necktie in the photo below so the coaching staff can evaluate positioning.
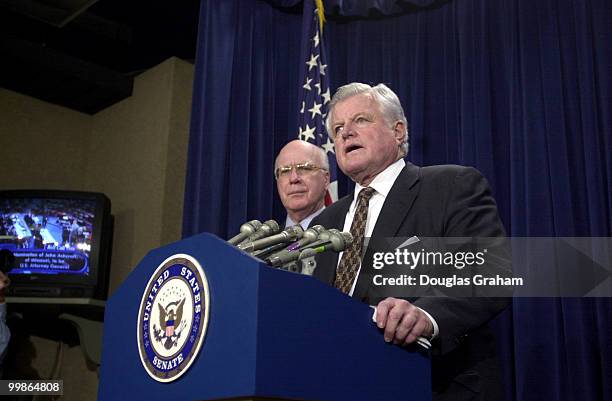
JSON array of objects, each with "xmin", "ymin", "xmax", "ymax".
[{"xmin": 334, "ymin": 187, "xmax": 375, "ymax": 294}]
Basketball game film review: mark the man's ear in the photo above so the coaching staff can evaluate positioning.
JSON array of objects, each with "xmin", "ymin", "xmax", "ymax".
[{"xmin": 393, "ymin": 121, "xmax": 406, "ymax": 144}]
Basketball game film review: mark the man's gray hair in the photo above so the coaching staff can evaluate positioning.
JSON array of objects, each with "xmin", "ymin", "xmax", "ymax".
[{"xmin": 325, "ymin": 83, "xmax": 409, "ymax": 156}]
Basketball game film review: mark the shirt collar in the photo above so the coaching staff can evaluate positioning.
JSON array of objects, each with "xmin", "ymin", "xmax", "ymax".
[
  {"xmin": 353, "ymin": 158, "xmax": 406, "ymax": 203},
  {"xmin": 285, "ymin": 206, "xmax": 325, "ymax": 229}
]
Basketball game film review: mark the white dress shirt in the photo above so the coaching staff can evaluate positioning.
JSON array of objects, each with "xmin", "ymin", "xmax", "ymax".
[
  {"xmin": 285, "ymin": 206, "xmax": 325, "ymax": 229},
  {"xmin": 338, "ymin": 159, "xmax": 439, "ymax": 338}
]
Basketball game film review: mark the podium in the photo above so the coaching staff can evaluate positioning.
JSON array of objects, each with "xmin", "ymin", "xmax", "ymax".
[{"xmin": 99, "ymin": 233, "xmax": 431, "ymax": 401}]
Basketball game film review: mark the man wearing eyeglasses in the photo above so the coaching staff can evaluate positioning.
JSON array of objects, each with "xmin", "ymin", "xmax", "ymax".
[
  {"xmin": 275, "ymin": 140, "xmax": 330, "ymax": 229},
  {"xmin": 311, "ymin": 82, "xmax": 509, "ymax": 401}
]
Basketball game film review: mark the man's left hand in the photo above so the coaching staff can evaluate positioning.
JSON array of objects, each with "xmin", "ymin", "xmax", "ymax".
[{"xmin": 375, "ymin": 297, "xmax": 433, "ymax": 346}]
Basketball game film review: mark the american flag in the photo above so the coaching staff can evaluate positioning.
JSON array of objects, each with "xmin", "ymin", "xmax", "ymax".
[{"xmin": 297, "ymin": 0, "xmax": 337, "ymax": 204}]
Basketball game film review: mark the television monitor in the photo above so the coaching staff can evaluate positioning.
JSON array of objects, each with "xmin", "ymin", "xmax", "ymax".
[{"xmin": 0, "ymin": 190, "xmax": 113, "ymax": 299}]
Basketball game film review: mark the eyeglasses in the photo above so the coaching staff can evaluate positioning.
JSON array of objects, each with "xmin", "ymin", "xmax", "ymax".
[{"xmin": 274, "ymin": 162, "xmax": 327, "ymax": 180}]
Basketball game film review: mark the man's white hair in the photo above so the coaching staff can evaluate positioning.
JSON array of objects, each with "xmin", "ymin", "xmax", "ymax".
[
  {"xmin": 274, "ymin": 140, "xmax": 329, "ymax": 171},
  {"xmin": 325, "ymin": 82, "xmax": 409, "ymax": 156}
]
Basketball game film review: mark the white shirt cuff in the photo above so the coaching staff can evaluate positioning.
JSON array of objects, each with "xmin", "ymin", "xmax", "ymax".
[{"xmin": 417, "ymin": 307, "xmax": 439, "ymax": 340}]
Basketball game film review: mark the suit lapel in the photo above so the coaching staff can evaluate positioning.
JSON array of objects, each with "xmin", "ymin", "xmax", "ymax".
[
  {"xmin": 352, "ymin": 163, "xmax": 421, "ymax": 301},
  {"xmin": 370, "ymin": 162, "xmax": 421, "ymax": 239},
  {"xmin": 312, "ymin": 195, "xmax": 352, "ymax": 285}
]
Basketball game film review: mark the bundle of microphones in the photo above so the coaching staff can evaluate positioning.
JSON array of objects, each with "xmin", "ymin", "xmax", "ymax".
[{"xmin": 227, "ymin": 220, "xmax": 353, "ymax": 274}]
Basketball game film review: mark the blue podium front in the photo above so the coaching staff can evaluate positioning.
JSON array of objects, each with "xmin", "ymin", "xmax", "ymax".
[{"xmin": 99, "ymin": 233, "xmax": 431, "ymax": 401}]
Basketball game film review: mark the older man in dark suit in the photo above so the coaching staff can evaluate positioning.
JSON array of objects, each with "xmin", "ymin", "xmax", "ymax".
[{"xmin": 311, "ymin": 82, "xmax": 509, "ymax": 401}]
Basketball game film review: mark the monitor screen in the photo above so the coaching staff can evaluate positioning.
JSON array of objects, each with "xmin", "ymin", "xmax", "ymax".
[
  {"xmin": 0, "ymin": 190, "xmax": 112, "ymax": 299},
  {"xmin": 0, "ymin": 198, "xmax": 96, "ymax": 276}
]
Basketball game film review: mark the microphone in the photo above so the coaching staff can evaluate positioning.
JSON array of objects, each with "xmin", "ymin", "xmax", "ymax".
[
  {"xmin": 251, "ymin": 225, "xmax": 325, "ymax": 258},
  {"xmin": 238, "ymin": 220, "xmax": 281, "ymax": 245},
  {"xmin": 268, "ymin": 231, "xmax": 352, "ymax": 267},
  {"xmin": 227, "ymin": 220, "xmax": 262, "ymax": 245},
  {"xmin": 265, "ymin": 226, "xmax": 330, "ymax": 262},
  {"xmin": 285, "ymin": 225, "xmax": 325, "ymax": 251},
  {"xmin": 251, "ymin": 242, "xmax": 288, "ymax": 259},
  {"xmin": 249, "ymin": 225, "xmax": 320, "ymax": 259},
  {"xmin": 297, "ymin": 231, "xmax": 353, "ymax": 260},
  {"xmin": 292, "ymin": 228, "xmax": 341, "ymax": 253},
  {"xmin": 238, "ymin": 225, "xmax": 304, "ymax": 253}
]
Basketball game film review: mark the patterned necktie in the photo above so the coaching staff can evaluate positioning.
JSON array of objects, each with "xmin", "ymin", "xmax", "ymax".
[{"xmin": 334, "ymin": 187, "xmax": 376, "ymax": 294}]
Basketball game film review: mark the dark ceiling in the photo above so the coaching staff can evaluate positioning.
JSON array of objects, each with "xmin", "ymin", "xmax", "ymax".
[{"xmin": 0, "ymin": 0, "xmax": 201, "ymax": 114}]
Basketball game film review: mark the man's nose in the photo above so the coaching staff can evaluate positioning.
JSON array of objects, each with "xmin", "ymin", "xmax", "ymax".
[
  {"xmin": 341, "ymin": 123, "xmax": 355, "ymax": 140},
  {"xmin": 289, "ymin": 167, "xmax": 301, "ymax": 183}
]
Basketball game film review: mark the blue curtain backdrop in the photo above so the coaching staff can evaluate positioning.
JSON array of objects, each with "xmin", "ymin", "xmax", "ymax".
[{"xmin": 183, "ymin": 1, "xmax": 612, "ymax": 400}]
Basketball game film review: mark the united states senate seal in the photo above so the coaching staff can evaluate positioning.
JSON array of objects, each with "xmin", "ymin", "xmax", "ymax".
[{"xmin": 137, "ymin": 253, "xmax": 210, "ymax": 382}]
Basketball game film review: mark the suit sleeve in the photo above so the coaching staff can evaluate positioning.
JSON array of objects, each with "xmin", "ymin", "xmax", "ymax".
[{"xmin": 413, "ymin": 167, "xmax": 510, "ymax": 355}]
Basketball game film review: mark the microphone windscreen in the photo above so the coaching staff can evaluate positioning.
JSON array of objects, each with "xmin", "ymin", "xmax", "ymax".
[{"xmin": 228, "ymin": 220, "xmax": 262, "ymax": 245}]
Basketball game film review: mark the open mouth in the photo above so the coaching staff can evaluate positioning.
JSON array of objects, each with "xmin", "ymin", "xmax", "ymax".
[{"xmin": 345, "ymin": 144, "xmax": 363, "ymax": 154}]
